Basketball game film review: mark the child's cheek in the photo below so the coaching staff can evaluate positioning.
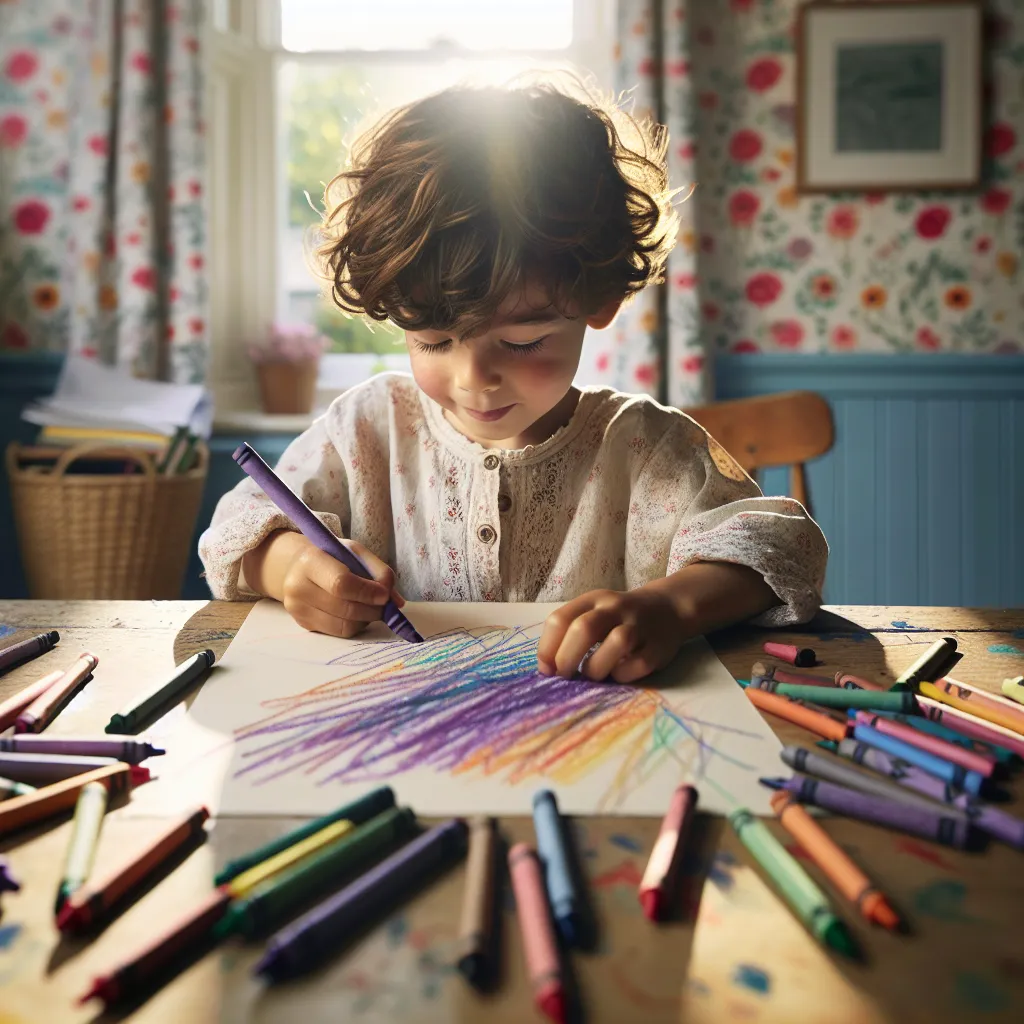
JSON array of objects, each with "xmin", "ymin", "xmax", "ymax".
[
  {"xmin": 409, "ymin": 358, "xmax": 451, "ymax": 407},
  {"xmin": 512, "ymin": 352, "xmax": 576, "ymax": 393}
]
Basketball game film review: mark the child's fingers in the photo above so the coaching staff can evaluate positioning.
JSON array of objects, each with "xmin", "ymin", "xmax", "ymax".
[
  {"xmin": 548, "ymin": 607, "xmax": 621, "ymax": 678},
  {"xmin": 537, "ymin": 595, "xmax": 594, "ymax": 673},
  {"xmin": 611, "ymin": 644, "xmax": 669, "ymax": 684},
  {"xmin": 300, "ymin": 546, "xmax": 389, "ymax": 606},
  {"xmin": 284, "ymin": 598, "xmax": 364, "ymax": 639},
  {"xmin": 286, "ymin": 573, "xmax": 384, "ymax": 625},
  {"xmin": 581, "ymin": 623, "xmax": 640, "ymax": 681},
  {"xmin": 344, "ymin": 539, "xmax": 397, "ymax": 591}
]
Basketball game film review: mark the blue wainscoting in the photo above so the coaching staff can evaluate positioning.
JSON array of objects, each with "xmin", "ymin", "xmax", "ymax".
[{"xmin": 715, "ymin": 354, "xmax": 1024, "ymax": 607}]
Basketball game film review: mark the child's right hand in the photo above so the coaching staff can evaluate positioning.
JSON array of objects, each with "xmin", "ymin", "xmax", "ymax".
[{"xmin": 242, "ymin": 530, "xmax": 403, "ymax": 638}]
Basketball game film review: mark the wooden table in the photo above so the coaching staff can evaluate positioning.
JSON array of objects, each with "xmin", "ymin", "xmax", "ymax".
[{"xmin": 0, "ymin": 601, "xmax": 1022, "ymax": 1024}]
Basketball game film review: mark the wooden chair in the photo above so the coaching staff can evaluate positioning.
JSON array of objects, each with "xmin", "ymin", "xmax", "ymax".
[{"xmin": 682, "ymin": 391, "xmax": 834, "ymax": 513}]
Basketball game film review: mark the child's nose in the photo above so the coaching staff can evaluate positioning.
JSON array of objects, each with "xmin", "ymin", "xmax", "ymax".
[{"xmin": 454, "ymin": 349, "xmax": 501, "ymax": 393}]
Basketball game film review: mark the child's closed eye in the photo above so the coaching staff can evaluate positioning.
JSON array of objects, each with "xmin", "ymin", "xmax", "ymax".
[{"xmin": 501, "ymin": 336, "xmax": 547, "ymax": 356}]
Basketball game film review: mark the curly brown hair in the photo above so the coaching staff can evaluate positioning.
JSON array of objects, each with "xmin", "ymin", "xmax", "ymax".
[{"xmin": 314, "ymin": 80, "xmax": 679, "ymax": 336}]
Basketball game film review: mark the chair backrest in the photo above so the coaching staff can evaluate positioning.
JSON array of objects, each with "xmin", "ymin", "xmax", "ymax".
[{"xmin": 682, "ymin": 390, "xmax": 834, "ymax": 512}]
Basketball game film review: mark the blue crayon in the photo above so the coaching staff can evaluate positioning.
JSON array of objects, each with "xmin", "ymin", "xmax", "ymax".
[
  {"xmin": 531, "ymin": 789, "xmax": 582, "ymax": 946},
  {"xmin": 865, "ymin": 709, "xmax": 1016, "ymax": 764},
  {"xmin": 851, "ymin": 724, "xmax": 985, "ymax": 796}
]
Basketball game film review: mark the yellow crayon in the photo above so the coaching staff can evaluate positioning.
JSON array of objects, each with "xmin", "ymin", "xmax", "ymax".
[
  {"xmin": 918, "ymin": 681, "xmax": 1024, "ymax": 738},
  {"xmin": 225, "ymin": 818, "xmax": 354, "ymax": 898},
  {"xmin": 1001, "ymin": 677, "xmax": 1024, "ymax": 708}
]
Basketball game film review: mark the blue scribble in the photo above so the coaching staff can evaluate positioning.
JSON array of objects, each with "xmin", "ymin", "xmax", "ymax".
[
  {"xmin": 708, "ymin": 850, "xmax": 737, "ymax": 891},
  {"xmin": 0, "ymin": 924, "xmax": 21, "ymax": 949},
  {"xmin": 609, "ymin": 833, "xmax": 643, "ymax": 853},
  {"xmin": 732, "ymin": 963, "xmax": 771, "ymax": 995},
  {"xmin": 0, "ymin": 625, "xmax": 16, "ymax": 639},
  {"xmin": 988, "ymin": 644, "xmax": 1022, "ymax": 656},
  {"xmin": 385, "ymin": 915, "xmax": 408, "ymax": 948},
  {"xmin": 954, "ymin": 971, "xmax": 1011, "ymax": 1013},
  {"xmin": 891, "ymin": 621, "xmax": 929, "ymax": 632}
]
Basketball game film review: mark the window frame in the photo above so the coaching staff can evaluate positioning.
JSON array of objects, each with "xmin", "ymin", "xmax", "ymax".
[{"xmin": 206, "ymin": 0, "xmax": 612, "ymax": 410}]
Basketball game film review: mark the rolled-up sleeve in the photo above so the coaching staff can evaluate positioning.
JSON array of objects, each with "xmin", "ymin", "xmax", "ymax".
[
  {"xmin": 635, "ymin": 416, "xmax": 828, "ymax": 625},
  {"xmin": 198, "ymin": 416, "xmax": 351, "ymax": 600}
]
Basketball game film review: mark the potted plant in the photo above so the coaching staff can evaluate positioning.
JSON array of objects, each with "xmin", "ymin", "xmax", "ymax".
[{"xmin": 249, "ymin": 323, "xmax": 330, "ymax": 415}]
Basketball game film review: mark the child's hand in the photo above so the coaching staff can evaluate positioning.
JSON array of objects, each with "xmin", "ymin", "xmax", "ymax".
[{"xmin": 536, "ymin": 587, "xmax": 686, "ymax": 684}]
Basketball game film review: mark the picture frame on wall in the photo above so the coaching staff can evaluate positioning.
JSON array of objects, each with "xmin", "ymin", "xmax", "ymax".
[{"xmin": 797, "ymin": 0, "xmax": 983, "ymax": 193}]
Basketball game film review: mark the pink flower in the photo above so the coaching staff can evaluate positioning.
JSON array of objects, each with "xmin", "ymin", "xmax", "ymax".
[
  {"xmin": 698, "ymin": 91, "xmax": 719, "ymax": 110},
  {"xmin": 595, "ymin": 352, "xmax": 610, "ymax": 373},
  {"xmin": 700, "ymin": 234, "xmax": 715, "ymax": 253},
  {"xmin": 702, "ymin": 301, "xmax": 721, "ymax": 321},
  {"xmin": 729, "ymin": 129, "xmax": 763, "ymax": 162},
  {"xmin": 916, "ymin": 326, "xmax": 941, "ymax": 350},
  {"xmin": 1, "ymin": 322, "xmax": 29, "ymax": 349},
  {"xmin": 637, "ymin": 57, "xmax": 655, "ymax": 77},
  {"xmin": 72, "ymin": 195, "xmax": 91, "ymax": 212},
  {"xmin": 826, "ymin": 205, "xmax": 859, "ymax": 239},
  {"xmin": 745, "ymin": 272, "xmax": 782, "ymax": 307},
  {"xmin": 188, "ymin": 253, "xmax": 204, "ymax": 270},
  {"xmin": 666, "ymin": 59, "xmax": 689, "ymax": 78},
  {"xmin": 681, "ymin": 354, "xmax": 705, "ymax": 374},
  {"xmin": 131, "ymin": 267, "xmax": 155, "ymax": 289},
  {"xmin": 974, "ymin": 236, "xmax": 992, "ymax": 254},
  {"xmin": 986, "ymin": 122, "xmax": 1016, "ymax": 157},
  {"xmin": 130, "ymin": 53, "xmax": 151, "ymax": 73},
  {"xmin": 915, "ymin": 206, "xmax": 950, "ymax": 240},
  {"xmin": 865, "ymin": 192, "xmax": 887, "ymax": 205},
  {"xmin": 760, "ymin": 167, "xmax": 781, "ymax": 182},
  {"xmin": 746, "ymin": 58, "xmax": 782, "ymax": 92},
  {"xmin": 125, "ymin": 232, "xmax": 142, "ymax": 246},
  {"xmin": 732, "ymin": 339, "xmax": 759, "ymax": 353},
  {"xmin": 5, "ymin": 51, "xmax": 39, "ymax": 82},
  {"xmin": 634, "ymin": 363, "xmax": 657, "ymax": 387},
  {"xmin": 189, "ymin": 317, "xmax": 204, "ymax": 334},
  {"xmin": 677, "ymin": 141, "xmax": 696, "ymax": 161},
  {"xmin": 13, "ymin": 199, "xmax": 50, "ymax": 235},
  {"xmin": 673, "ymin": 272, "xmax": 697, "ymax": 290},
  {"xmin": 0, "ymin": 114, "xmax": 28, "ymax": 147},
  {"xmin": 88, "ymin": 134, "xmax": 108, "ymax": 156},
  {"xmin": 831, "ymin": 325, "xmax": 857, "ymax": 349},
  {"xmin": 729, "ymin": 189, "xmax": 760, "ymax": 226},
  {"xmin": 981, "ymin": 188, "xmax": 1011, "ymax": 215},
  {"xmin": 770, "ymin": 319, "xmax": 805, "ymax": 348},
  {"xmin": 187, "ymin": 179, "xmax": 202, "ymax": 197}
]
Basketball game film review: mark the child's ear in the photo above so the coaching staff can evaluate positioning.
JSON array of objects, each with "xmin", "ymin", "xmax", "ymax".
[{"xmin": 586, "ymin": 297, "xmax": 625, "ymax": 331}]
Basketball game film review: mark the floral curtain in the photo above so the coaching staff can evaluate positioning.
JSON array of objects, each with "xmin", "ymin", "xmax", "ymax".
[
  {"xmin": 603, "ymin": 0, "xmax": 708, "ymax": 406},
  {"xmin": 0, "ymin": 0, "xmax": 207, "ymax": 384}
]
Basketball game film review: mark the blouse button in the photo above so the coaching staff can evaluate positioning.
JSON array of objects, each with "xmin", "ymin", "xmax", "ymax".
[
  {"xmin": 497, "ymin": 493, "xmax": 512, "ymax": 513},
  {"xmin": 483, "ymin": 454, "xmax": 500, "ymax": 470},
  {"xmin": 477, "ymin": 524, "xmax": 496, "ymax": 545}
]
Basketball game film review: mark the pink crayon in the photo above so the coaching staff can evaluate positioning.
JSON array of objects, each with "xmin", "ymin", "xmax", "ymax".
[
  {"xmin": 763, "ymin": 642, "xmax": 815, "ymax": 667},
  {"xmin": 915, "ymin": 696, "xmax": 1024, "ymax": 759},
  {"xmin": 852, "ymin": 711, "xmax": 997, "ymax": 777}
]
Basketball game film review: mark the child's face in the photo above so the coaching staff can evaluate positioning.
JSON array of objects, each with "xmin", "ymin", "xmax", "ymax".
[{"xmin": 405, "ymin": 286, "xmax": 618, "ymax": 449}]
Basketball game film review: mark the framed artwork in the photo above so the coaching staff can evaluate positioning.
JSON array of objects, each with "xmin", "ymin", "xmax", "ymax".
[{"xmin": 797, "ymin": 1, "xmax": 982, "ymax": 192}]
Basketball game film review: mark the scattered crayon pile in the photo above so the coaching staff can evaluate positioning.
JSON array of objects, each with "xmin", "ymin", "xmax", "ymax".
[{"xmin": 2, "ymin": 625, "xmax": 1022, "ymax": 1019}]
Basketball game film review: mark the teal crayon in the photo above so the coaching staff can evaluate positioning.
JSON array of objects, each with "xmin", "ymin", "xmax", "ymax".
[
  {"xmin": 0, "ymin": 775, "xmax": 36, "ymax": 801},
  {"xmin": 214, "ymin": 786, "xmax": 395, "ymax": 885},
  {"xmin": 749, "ymin": 682, "xmax": 917, "ymax": 713},
  {"xmin": 532, "ymin": 789, "xmax": 583, "ymax": 946},
  {"xmin": 105, "ymin": 650, "xmax": 215, "ymax": 733}
]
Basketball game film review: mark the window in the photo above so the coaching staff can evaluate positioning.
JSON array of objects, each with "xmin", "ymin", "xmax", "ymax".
[{"xmin": 208, "ymin": 1, "xmax": 613, "ymax": 402}]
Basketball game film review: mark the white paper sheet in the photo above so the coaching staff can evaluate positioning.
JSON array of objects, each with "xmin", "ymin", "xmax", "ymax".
[{"xmin": 180, "ymin": 600, "xmax": 783, "ymax": 817}]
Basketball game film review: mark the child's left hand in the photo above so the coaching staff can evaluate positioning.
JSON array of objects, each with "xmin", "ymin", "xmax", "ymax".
[{"xmin": 536, "ymin": 587, "xmax": 688, "ymax": 684}]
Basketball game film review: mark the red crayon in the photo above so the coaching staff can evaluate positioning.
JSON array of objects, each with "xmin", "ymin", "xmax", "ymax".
[
  {"xmin": 639, "ymin": 785, "xmax": 698, "ymax": 921},
  {"xmin": 836, "ymin": 672, "xmax": 887, "ymax": 692},
  {"xmin": 79, "ymin": 887, "xmax": 231, "ymax": 1006},
  {"xmin": 763, "ymin": 642, "xmax": 816, "ymax": 667}
]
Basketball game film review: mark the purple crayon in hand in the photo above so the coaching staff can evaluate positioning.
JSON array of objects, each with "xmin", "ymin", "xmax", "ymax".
[{"xmin": 232, "ymin": 443, "xmax": 423, "ymax": 643}]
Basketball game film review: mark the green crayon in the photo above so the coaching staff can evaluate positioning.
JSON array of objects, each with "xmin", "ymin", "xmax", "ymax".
[
  {"xmin": 753, "ymin": 682, "xmax": 917, "ymax": 713},
  {"xmin": 105, "ymin": 650, "xmax": 215, "ymax": 733},
  {"xmin": 729, "ymin": 808, "xmax": 859, "ymax": 959},
  {"xmin": 214, "ymin": 786, "xmax": 395, "ymax": 885},
  {"xmin": 0, "ymin": 774, "xmax": 37, "ymax": 801},
  {"xmin": 215, "ymin": 806, "xmax": 416, "ymax": 940}
]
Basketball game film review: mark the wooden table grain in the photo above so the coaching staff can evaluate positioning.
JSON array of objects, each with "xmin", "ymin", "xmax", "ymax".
[{"xmin": 0, "ymin": 600, "xmax": 1022, "ymax": 1024}]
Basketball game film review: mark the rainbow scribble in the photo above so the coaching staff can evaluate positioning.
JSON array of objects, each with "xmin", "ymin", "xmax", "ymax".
[{"xmin": 233, "ymin": 625, "xmax": 752, "ymax": 810}]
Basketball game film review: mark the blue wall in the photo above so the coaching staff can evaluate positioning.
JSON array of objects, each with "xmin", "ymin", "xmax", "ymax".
[{"xmin": 2, "ymin": 352, "xmax": 1022, "ymax": 606}]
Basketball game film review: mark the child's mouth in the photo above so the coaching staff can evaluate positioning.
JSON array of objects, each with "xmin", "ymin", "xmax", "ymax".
[{"xmin": 464, "ymin": 404, "xmax": 515, "ymax": 422}]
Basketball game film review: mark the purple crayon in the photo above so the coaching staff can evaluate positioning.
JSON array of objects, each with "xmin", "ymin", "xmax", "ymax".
[
  {"xmin": 0, "ymin": 857, "xmax": 20, "ymax": 893},
  {"xmin": 0, "ymin": 753, "xmax": 118, "ymax": 786},
  {"xmin": 0, "ymin": 630, "xmax": 59, "ymax": 676},
  {"xmin": 232, "ymin": 443, "xmax": 423, "ymax": 643},
  {"xmin": 255, "ymin": 818, "xmax": 468, "ymax": 982},
  {"xmin": 0, "ymin": 735, "xmax": 164, "ymax": 764},
  {"xmin": 760, "ymin": 775, "xmax": 979, "ymax": 850}
]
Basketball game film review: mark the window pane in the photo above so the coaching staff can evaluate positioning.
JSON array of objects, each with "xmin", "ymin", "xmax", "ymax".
[
  {"xmin": 281, "ymin": 0, "xmax": 573, "ymax": 52},
  {"xmin": 278, "ymin": 57, "xmax": 571, "ymax": 355}
]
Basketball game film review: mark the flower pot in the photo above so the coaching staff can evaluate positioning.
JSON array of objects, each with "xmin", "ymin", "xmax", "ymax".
[{"xmin": 256, "ymin": 359, "xmax": 320, "ymax": 414}]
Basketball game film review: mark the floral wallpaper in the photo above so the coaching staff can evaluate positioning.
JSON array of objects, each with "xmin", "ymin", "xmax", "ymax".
[
  {"xmin": 0, "ymin": 0, "xmax": 208, "ymax": 383},
  {"xmin": 692, "ymin": 0, "xmax": 1024, "ymax": 355}
]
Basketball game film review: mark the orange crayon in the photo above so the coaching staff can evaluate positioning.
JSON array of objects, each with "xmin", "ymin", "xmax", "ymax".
[
  {"xmin": 771, "ymin": 791, "xmax": 901, "ymax": 931},
  {"xmin": 15, "ymin": 652, "xmax": 98, "ymax": 732},
  {"xmin": 0, "ymin": 669, "xmax": 65, "ymax": 732},
  {"xmin": 744, "ymin": 686, "xmax": 849, "ymax": 742}
]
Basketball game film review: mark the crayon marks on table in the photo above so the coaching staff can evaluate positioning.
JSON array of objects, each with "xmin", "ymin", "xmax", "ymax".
[
  {"xmin": 988, "ymin": 644, "xmax": 1022, "ymax": 656},
  {"xmin": 953, "ymin": 971, "xmax": 1012, "ymax": 1014},
  {"xmin": 911, "ymin": 880, "xmax": 980, "ymax": 924},
  {"xmin": 0, "ymin": 624, "xmax": 17, "ymax": 639},
  {"xmin": 731, "ymin": 962, "xmax": 772, "ymax": 995}
]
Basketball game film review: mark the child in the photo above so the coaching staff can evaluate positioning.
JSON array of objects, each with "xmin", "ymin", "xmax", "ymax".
[{"xmin": 200, "ymin": 82, "xmax": 827, "ymax": 683}]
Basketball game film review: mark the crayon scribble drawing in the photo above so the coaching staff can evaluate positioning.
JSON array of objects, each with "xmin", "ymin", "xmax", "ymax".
[{"xmin": 188, "ymin": 601, "xmax": 783, "ymax": 816}]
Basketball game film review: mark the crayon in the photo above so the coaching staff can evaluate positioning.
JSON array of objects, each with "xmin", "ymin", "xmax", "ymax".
[
  {"xmin": 79, "ymin": 888, "xmax": 231, "ymax": 1007},
  {"xmin": 763, "ymin": 642, "xmax": 816, "ymax": 667},
  {"xmin": 752, "ymin": 662, "xmax": 836, "ymax": 688},
  {"xmin": 744, "ymin": 686, "xmax": 849, "ymax": 742},
  {"xmin": 233, "ymin": 443, "xmax": 423, "ymax": 643},
  {"xmin": 936, "ymin": 673, "xmax": 1024, "ymax": 718},
  {"xmin": 638, "ymin": 784, "xmax": 698, "ymax": 921},
  {"xmin": 915, "ymin": 695, "xmax": 1024, "ymax": 759},
  {"xmin": 0, "ymin": 775, "xmax": 37, "ymax": 800},
  {"xmin": 457, "ymin": 816, "xmax": 498, "ymax": 987},
  {"xmin": 0, "ymin": 762, "xmax": 149, "ymax": 838},
  {"xmin": 921, "ymin": 679, "xmax": 1024, "ymax": 737},
  {"xmin": 56, "ymin": 781, "xmax": 108, "ymax": 912},
  {"xmin": 105, "ymin": 650, "xmax": 215, "ymax": 734},
  {"xmin": 835, "ymin": 672, "xmax": 887, "ymax": 692},
  {"xmin": 57, "ymin": 807, "xmax": 210, "ymax": 933},
  {"xmin": 532, "ymin": 789, "xmax": 582, "ymax": 945},
  {"xmin": 0, "ymin": 856, "xmax": 19, "ymax": 893},
  {"xmin": 866, "ymin": 709, "xmax": 1016, "ymax": 764},
  {"xmin": 225, "ymin": 819, "xmax": 354, "ymax": 898},
  {"xmin": 0, "ymin": 668, "xmax": 65, "ymax": 731},
  {"xmin": 891, "ymin": 637, "xmax": 957, "ymax": 690},
  {"xmin": 770, "ymin": 791, "xmax": 901, "ymax": 930},
  {"xmin": 728, "ymin": 807, "xmax": 858, "ymax": 959},
  {"xmin": 851, "ymin": 712, "xmax": 996, "ymax": 777},
  {"xmin": 216, "ymin": 806, "xmax": 415, "ymax": 939},
  {"xmin": 0, "ymin": 753, "xmax": 118, "ymax": 786},
  {"xmin": 0, "ymin": 735, "xmax": 164, "ymax": 763},
  {"xmin": 214, "ymin": 785, "xmax": 394, "ymax": 885},
  {"xmin": 509, "ymin": 843, "xmax": 567, "ymax": 1024},
  {"xmin": 755, "ymin": 682, "xmax": 917, "ymax": 713},
  {"xmin": 1001, "ymin": 676, "xmax": 1024, "ymax": 707},
  {"xmin": 852, "ymin": 723, "xmax": 985, "ymax": 795},
  {"xmin": 254, "ymin": 818, "xmax": 468, "ymax": 982},
  {"xmin": 15, "ymin": 652, "xmax": 98, "ymax": 732},
  {"xmin": 155, "ymin": 425, "xmax": 189, "ymax": 473},
  {"xmin": 827, "ymin": 739, "xmax": 1024, "ymax": 850},
  {"xmin": 0, "ymin": 629, "xmax": 59, "ymax": 676},
  {"xmin": 762, "ymin": 776, "xmax": 977, "ymax": 849}
]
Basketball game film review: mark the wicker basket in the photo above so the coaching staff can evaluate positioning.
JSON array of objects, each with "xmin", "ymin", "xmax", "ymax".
[{"xmin": 6, "ymin": 441, "xmax": 209, "ymax": 599}]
